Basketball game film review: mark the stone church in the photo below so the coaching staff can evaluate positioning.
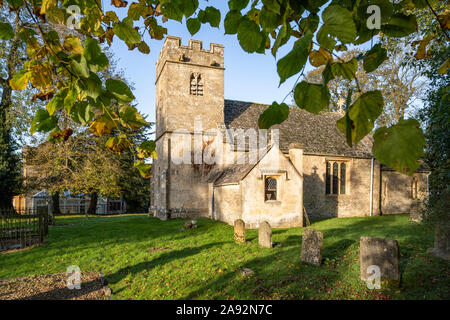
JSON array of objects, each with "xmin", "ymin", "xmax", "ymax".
[{"xmin": 149, "ymin": 36, "xmax": 429, "ymax": 228}]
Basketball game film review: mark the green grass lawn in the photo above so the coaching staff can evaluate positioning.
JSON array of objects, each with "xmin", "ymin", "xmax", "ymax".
[{"xmin": 1, "ymin": 214, "xmax": 448, "ymax": 300}]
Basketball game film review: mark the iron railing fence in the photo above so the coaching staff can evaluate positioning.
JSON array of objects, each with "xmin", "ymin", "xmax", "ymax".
[{"xmin": 0, "ymin": 207, "xmax": 48, "ymax": 251}]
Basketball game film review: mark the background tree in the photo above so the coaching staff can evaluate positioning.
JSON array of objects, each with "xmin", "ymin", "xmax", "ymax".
[
  {"xmin": 304, "ymin": 44, "xmax": 426, "ymax": 127},
  {"xmin": 0, "ymin": 9, "xmax": 25, "ymax": 208}
]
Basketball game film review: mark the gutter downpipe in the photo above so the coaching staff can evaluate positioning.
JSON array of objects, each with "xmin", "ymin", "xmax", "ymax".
[{"xmin": 370, "ymin": 157, "xmax": 374, "ymax": 217}]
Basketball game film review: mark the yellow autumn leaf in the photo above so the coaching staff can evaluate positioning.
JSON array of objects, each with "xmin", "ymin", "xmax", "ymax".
[
  {"xmin": 89, "ymin": 116, "xmax": 116, "ymax": 136},
  {"xmin": 10, "ymin": 70, "xmax": 31, "ymax": 90},
  {"xmin": 29, "ymin": 63, "xmax": 53, "ymax": 91},
  {"xmin": 40, "ymin": 0, "xmax": 58, "ymax": 15},
  {"xmin": 309, "ymin": 48, "xmax": 332, "ymax": 67}
]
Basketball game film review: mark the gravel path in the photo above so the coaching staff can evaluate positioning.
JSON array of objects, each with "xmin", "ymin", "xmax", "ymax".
[{"xmin": 0, "ymin": 272, "xmax": 109, "ymax": 300}]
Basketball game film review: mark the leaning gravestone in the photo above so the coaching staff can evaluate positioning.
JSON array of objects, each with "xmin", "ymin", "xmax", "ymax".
[
  {"xmin": 234, "ymin": 219, "xmax": 246, "ymax": 244},
  {"xmin": 360, "ymin": 236, "xmax": 400, "ymax": 287},
  {"xmin": 258, "ymin": 221, "xmax": 272, "ymax": 248},
  {"xmin": 301, "ymin": 228, "xmax": 323, "ymax": 266}
]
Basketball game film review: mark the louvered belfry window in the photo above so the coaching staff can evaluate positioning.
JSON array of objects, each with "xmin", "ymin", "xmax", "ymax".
[
  {"xmin": 190, "ymin": 73, "xmax": 203, "ymax": 96},
  {"xmin": 265, "ymin": 177, "xmax": 277, "ymax": 201}
]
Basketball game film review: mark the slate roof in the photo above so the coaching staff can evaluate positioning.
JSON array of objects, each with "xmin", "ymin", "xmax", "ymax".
[
  {"xmin": 223, "ymin": 99, "xmax": 374, "ymax": 158},
  {"xmin": 211, "ymin": 164, "xmax": 255, "ymax": 185}
]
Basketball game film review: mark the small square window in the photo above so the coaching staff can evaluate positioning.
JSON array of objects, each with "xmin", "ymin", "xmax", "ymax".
[{"xmin": 265, "ymin": 177, "xmax": 277, "ymax": 201}]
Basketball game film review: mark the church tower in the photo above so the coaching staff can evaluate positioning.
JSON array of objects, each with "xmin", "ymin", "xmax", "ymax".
[{"xmin": 151, "ymin": 36, "xmax": 225, "ymax": 219}]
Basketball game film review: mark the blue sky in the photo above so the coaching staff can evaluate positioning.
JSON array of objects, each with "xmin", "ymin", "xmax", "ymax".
[{"xmin": 105, "ymin": 2, "xmax": 312, "ymax": 125}]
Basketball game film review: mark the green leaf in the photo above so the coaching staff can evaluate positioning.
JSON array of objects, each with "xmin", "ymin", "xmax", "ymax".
[
  {"xmin": 336, "ymin": 90, "xmax": 384, "ymax": 147},
  {"xmin": 134, "ymin": 160, "xmax": 153, "ymax": 178},
  {"xmin": 161, "ymin": 1, "xmax": 183, "ymax": 21},
  {"xmin": 119, "ymin": 105, "xmax": 149, "ymax": 129},
  {"xmin": 294, "ymin": 81, "xmax": 330, "ymax": 114},
  {"xmin": 259, "ymin": 6, "xmax": 280, "ymax": 32},
  {"xmin": 78, "ymin": 73, "xmax": 102, "ymax": 100},
  {"xmin": 261, "ymin": 0, "xmax": 280, "ymax": 14},
  {"xmin": 71, "ymin": 102, "xmax": 94, "ymax": 126},
  {"xmin": 277, "ymin": 31, "xmax": 313, "ymax": 84},
  {"xmin": 64, "ymin": 88, "xmax": 77, "ymax": 113},
  {"xmin": 186, "ymin": 18, "xmax": 201, "ymax": 35},
  {"xmin": 0, "ymin": 22, "xmax": 14, "ymax": 40},
  {"xmin": 70, "ymin": 54, "xmax": 90, "ymax": 78},
  {"xmin": 228, "ymin": 0, "xmax": 249, "ymax": 11},
  {"xmin": 46, "ymin": 90, "xmax": 65, "ymax": 115},
  {"xmin": 128, "ymin": 2, "xmax": 142, "ymax": 20},
  {"xmin": 113, "ymin": 18, "xmax": 141, "ymax": 45},
  {"xmin": 237, "ymin": 18, "xmax": 264, "ymax": 53},
  {"xmin": 271, "ymin": 24, "xmax": 290, "ymax": 57},
  {"xmin": 106, "ymin": 79, "xmax": 135, "ymax": 103},
  {"xmin": 382, "ymin": 14, "xmax": 417, "ymax": 37},
  {"xmin": 137, "ymin": 140, "xmax": 157, "ymax": 159},
  {"xmin": 363, "ymin": 44, "xmax": 387, "ymax": 73},
  {"xmin": 331, "ymin": 58, "xmax": 358, "ymax": 80},
  {"xmin": 46, "ymin": 7, "xmax": 66, "ymax": 25},
  {"xmin": 181, "ymin": 0, "xmax": 199, "ymax": 18},
  {"xmin": 203, "ymin": 6, "xmax": 221, "ymax": 28},
  {"xmin": 299, "ymin": 13, "xmax": 320, "ymax": 34},
  {"xmin": 322, "ymin": 5, "xmax": 356, "ymax": 44},
  {"xmin": 317, "ymin": 25, "xmax": 336, "ymax": 51},
  {"xmin": 84, "ymin": 37, "xmax": 109, "ymax": 72},
  {"xmin": 30, "ymin": 109, "xmax": 58, "ymax": 135},
  {"xmin": 258, "ymin": 102, "xmax": 289, "ymax": 129},
  {"xmin": 224, "ymin": 10, "xmax": 242, "ymax": 35},
  {"xmin": 373, "ymin": 119, "xmax": 425, "ymax": 175}
]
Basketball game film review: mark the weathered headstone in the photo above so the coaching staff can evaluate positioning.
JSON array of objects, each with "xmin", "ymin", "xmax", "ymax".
[
  {"xmin": 409, "ymin": 199, "xmax": 424, "ymax": 222},
  {"xmin": 258, "ymin": 221, "xmax": 272, "ymax": 248},
  {"xmin": 360, "ymin": 236, "xmax": 400, "ymax": 287},
  {"xmin": 427, "ymin": 224, "xmax": 450, "ymax": 260},
  {"xmin": 301, "ymin": 228, "xmax": 323, "ymax": 266},
  {"xmin": 234, "ymin": 219, "xmax": 246, "ymax": 244}
]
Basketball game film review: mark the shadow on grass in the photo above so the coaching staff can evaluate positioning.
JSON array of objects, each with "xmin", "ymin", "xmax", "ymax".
[{"xmin": 107, "ymin": 242, "xmax": 228, "ymax": 294}]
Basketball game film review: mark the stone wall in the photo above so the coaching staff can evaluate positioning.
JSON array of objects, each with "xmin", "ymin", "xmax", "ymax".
[
  {"xmin": 213, "ymin": 184, "xmax": 242, "ymax": 224},
  {"xmin": 302, "ymin": 154, "xmax": 381, "ymax": 218},
  {"xmin": 152, "ymin": 36, "xmax": 225, "ymax": 219},
  {"xmin": 240, "ymin": 147, "xmax": 303, "ymax": 228},
  {"xmin": 380, "ymin": 170, "xmax": 429, "ymax": 215}
]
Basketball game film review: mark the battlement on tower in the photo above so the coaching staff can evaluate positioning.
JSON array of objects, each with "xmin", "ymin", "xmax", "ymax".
[{"xmin": 156, "ymin": 36, "xmax": 224, "ymax": 82}]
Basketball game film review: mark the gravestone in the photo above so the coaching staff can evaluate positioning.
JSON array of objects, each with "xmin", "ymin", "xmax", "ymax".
[
  {"xmin": 360, "ymin": 236, "xmax": 400, "ymax": 287},
  {"xmin": 234, "ymin": 219, "xmax": 246, "ymax": 244},
  {"xmin": 301, "ymin": 228, "xmax": 323, "ymax": 266},
  {"xmin": 409, "ymin": 199, "xmax": 424, "ymax": 222},
  {"xmin": 428, "ymin": 224, "xmax": 450, "ymax": 260},
  {"xmin": 258, "ymin": 221, "xmax": 272, "ymax": 248}
]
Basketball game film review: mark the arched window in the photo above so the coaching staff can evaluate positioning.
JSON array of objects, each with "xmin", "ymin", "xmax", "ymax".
[
  {"xmin": 325, "ymin": 162, "xmax": 331, "ymax": 194},
  {"xmin": 325, "ymin": 161, "xmax": 348, "ymax": 195},
  {"xmin": 265, "ymin": 177, "xmax": 277, "ymax": 201},
  {"xmin": 332, "ymin": 162, "xmax": 339, "ymax": 194},
  {"xmin": 340, "ymin": 163, "xmax": 346, "ymax": 194}
]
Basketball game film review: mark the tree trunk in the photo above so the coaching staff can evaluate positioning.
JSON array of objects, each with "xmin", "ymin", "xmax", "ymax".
[{"xmin": 87, "ymin": 192, "xmax": 98, "ymax": 218}]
